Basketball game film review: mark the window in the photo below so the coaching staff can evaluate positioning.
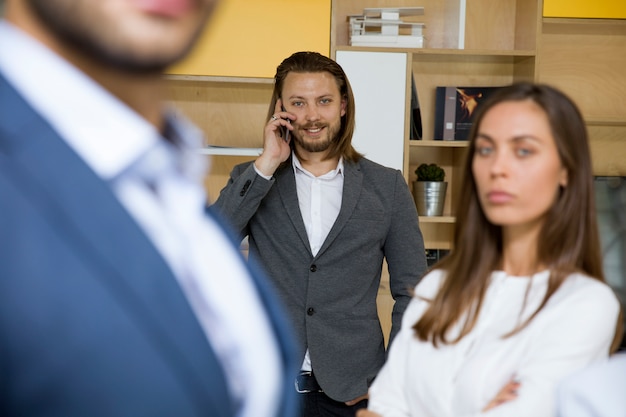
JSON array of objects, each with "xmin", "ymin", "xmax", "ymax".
[{"xmin": 594, "ymin": 176, "xmax": 626, "ymax": 350}]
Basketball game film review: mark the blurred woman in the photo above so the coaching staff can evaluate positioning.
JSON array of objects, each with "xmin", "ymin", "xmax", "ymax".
[{"xmin": 359, "ymin": 82, "xmax": 622, "ymax": 417}]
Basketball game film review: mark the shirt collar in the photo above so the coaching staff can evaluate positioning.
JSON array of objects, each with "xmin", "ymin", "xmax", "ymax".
[
  {"xmin": 291, "ymin": 151, "xmax": 344, "ymax": 180},
  {"xmin": 0, "ymin": 20, "xmax": 206, "ymax": 183}
]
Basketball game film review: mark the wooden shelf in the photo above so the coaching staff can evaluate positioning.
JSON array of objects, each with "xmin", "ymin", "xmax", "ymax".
[
  {"xmin": 586, "ymin": 119, "xmax": 626, "ymax": 127},
  {"xmin": 199, "ymin": 147, "xmax": 263, "ymax": 156},
  {"xmin": 543, "ymin": 18, "xmax": 626, "ymax": 26},
  {"xmin": 418, "ymin": 216, "xmax": 456, "ymax": 223},
  {"xmin": 410, "ymin": 140, "xmax": 469, "ymax": 148},
  {"xmin": 165, "ymin": 74, "xmax": 274, "ymax": 84},
  {"xmin": 335, "ymin": 45, "xmax": 536, "ymax": 57}
]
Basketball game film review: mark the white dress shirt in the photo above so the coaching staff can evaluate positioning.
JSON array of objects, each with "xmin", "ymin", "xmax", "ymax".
[
  {"xmin": 292, "ymin": 155, "xmax": 344, "ymax": 257},
  {"xmin": 256, "ymin": 154, "xmax": 344, "ymax": 372},
  {"xmin": 0, "ymin": 21, "xmax": 282, "ymax": 417},
  {"xmin": 368, "ymin": 269, "xmax": 620, "ymax": 417},
  {"xmin": 293, "ymin": 155, "xmax": 344, "ymax": 372}
]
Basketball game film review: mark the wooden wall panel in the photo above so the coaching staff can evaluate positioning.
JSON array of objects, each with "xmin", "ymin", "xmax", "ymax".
[
  {"xmin": 539, "ymin": 21, "xmax": 626, "ymax": 122},
  {"xmin": 166, "ymin": 79, "xmax": 272, "ymax": 148}
]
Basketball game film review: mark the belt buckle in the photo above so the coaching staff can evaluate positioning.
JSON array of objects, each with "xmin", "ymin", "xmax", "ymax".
[{"xmin": 295, "ymin": 371, "xmax": 323, "ymax": 394}]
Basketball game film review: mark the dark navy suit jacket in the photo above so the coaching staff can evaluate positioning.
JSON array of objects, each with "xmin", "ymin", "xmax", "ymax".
[{"xmin": 0, "ymin": 73, "xmax": 298, "ymax": 417}]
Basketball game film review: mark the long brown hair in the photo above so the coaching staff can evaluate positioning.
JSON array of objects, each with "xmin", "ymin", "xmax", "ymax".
[
  {"xmin": 413, "ymin": 82, "xmax": 621, "ymax": 349},
  {"xmin": 268, "ymin": 51, "xmax": 362, "ymax": 163}
]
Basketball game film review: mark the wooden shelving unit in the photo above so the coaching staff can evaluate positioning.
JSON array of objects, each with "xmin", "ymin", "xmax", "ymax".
[
  {"xmin": 166, "ymin": 77, "xmax": 273, "ymax": 201},
  {"xmin": 164, "ymin": 0, "xmax": 625, "ymax": 342},
  {"xmin": 537, "ymin": 17, "xmax": 626, "ymax": 177},
  {"xmin": 331, "ymin": 0, "xmax": 540, "ymax": 250},
  {"xmin": 331, "ymin": 0, "xmax": 626, "ymax": 249},
  {"xmin": 165, "ymin": 0, "xmax": 625, "ymax": 243},
  {"xmin": 327, "ymin": 0, "xmax": 626, "ymax": 340}
]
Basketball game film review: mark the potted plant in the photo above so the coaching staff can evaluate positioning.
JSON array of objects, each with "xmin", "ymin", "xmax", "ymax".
[{"xmin": 413, "ymin": 163, "xmax": 447, "ymax": 216}]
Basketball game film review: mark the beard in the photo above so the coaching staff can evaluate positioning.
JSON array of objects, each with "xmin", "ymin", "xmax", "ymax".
[
  {"xmin": 292, "ymin": 121, "xmax": 341, "ymax": 154},
  {"xmin": 26, "ymin": 0, "xmax": 212, "ymax": 74}
]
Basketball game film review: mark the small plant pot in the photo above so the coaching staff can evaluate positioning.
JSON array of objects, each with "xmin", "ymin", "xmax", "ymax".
[{"xmin": 413, "ymin": 181, "xmax": 447, "ymax": 216}]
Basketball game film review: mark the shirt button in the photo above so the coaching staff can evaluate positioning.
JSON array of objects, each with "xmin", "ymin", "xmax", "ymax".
[
  {"xmin": 307, "ymin": 308, "xmax": 315, "ymax": 316},
  {"xmin": 310, "ymin": 264, "xmax": 317, "ymax": 272}
]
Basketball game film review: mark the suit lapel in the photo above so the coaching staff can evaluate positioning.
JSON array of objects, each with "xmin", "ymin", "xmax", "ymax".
[
  {"xmin": 275, "ymin": 161, "xmax": 313, "ymax": 254},
  {"xmin": 274, "ymin": 159, "xmax": 364, "ymax": 259},
  {"xmin": 0, "ymin": 75, "xmax": 234, "ymax": 417},
  {"xmin": 316, "ymin": 160, "xmax": 363, "ymax": 258}
]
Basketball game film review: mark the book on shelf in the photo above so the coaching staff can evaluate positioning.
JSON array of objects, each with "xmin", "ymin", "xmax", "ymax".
[
  {"xmin": 410, "ymin": 74, "xmax": 423, "ymax": 140},
  {"xmin": 425, "ymin": 248, "xmax": 450, "ymax": 268},
  {"xmin": 434, "ymin": 86, "xmax": 503, "ymax": 141}
]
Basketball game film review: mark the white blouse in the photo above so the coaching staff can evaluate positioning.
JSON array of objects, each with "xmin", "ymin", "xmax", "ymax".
[{"xmin": 367, "ymin": 269, "xmax": 620, "ymax": 417}]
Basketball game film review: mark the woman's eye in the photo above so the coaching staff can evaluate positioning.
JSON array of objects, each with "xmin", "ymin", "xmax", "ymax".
[
  {"xmin": 475, "ymin": 146, "xmax": 493, "ymax": 156},
  {"xmin": 320, "ymin": 98, "xmax": 331, "ymax": 105},
  {"xmin": 292, "ymin": 101, "xmax": 303, "ymax": 107},
  {"xmin": 516, "ymin": 148, "xmax": 532, "ymax": 157}
]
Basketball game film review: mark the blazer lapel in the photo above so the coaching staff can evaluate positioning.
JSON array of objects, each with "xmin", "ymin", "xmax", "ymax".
[
  {"xmin": 273, "ymin": 159, "xmax": 364, "ymax": 259},
  {"xmin": 275, "ymin": 161, "xmax": 313, "ymax": 254},
  {"xmin": 316, "ymin": 160, "xmax": 363, "ymax": 258},
  {"xmin": 0, "ymin": 75, "xmax": 234, "ymax": 417}
]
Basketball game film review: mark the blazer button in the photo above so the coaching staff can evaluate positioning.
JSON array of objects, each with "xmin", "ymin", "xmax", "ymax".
[
  {"xmin": 307, "ymin": 307, "xmax": 315, "ymax": 316},
  {"xmin": 310, "ymin": 264, "xmax": 317, "ymax": 272},
  {"xmin": 239, "ymin": 179, "xmax": 251, "ymax": 196}
]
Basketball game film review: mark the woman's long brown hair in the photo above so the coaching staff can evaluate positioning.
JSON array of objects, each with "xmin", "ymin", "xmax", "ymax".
[{"xmin": 413, "ymin": 82, "xmax": 622, "ymax": 350}]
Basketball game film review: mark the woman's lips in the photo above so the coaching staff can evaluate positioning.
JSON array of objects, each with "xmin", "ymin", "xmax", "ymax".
[{"xmin": 487, "ymin": 191, "xmax": 514, "ymax": 204}]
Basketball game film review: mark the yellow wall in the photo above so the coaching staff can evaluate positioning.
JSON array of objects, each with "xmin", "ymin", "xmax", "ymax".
[
  {"xmin": 169, "ymin": 0, "xmax": 331, "ymax": 78},
  {"xmin": 543, "ymin": 0, "xmax": 626, "ymax": 18}
]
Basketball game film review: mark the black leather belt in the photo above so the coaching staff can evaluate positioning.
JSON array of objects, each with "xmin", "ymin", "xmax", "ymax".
[{"xmin": 295, "ymin": 371, "xmax": 324, "ymax": 393}]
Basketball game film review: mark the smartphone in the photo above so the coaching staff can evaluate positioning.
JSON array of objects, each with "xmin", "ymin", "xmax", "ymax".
[{"xmin": 281, "ymin": 106, "xmax": 291, "ymax": 142}]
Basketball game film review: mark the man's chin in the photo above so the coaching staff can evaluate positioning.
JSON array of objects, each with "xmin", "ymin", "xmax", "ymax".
[
  {"xmin": 87, "ymin": 39, "xmax": 196, "ymax": 74},
  {"xmin": 296, "ymin": 138, "xmax": 332, "ymax": 154},
  {"xmin": 92, "ymin": 52, "xmax": 171, "ymax": 74}
]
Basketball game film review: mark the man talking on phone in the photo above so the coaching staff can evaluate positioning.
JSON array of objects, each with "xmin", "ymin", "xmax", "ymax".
[{"xmin": 213, "ymin": 51, "xmax": 427, "ymax": 417}]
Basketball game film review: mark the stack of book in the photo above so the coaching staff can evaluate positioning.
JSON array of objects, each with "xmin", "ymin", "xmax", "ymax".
[{"xmin": 348, "ymin": 7, "xmax": 425, "ymax": 48}]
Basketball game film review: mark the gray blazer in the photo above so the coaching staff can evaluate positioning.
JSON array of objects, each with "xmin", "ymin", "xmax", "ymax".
[{"xmin": 213, "ymin": 156, "xmax": 427, "ymax": 402}]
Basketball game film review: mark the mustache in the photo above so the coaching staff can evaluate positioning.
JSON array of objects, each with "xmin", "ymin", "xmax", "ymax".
[{"xmin": 299, "ymin": 123, "xmax": 325, "ymax": 130}]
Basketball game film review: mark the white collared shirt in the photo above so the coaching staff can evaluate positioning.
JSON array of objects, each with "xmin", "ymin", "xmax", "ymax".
[
  {"xmin": 0, "ymin": 21, "xmax": 282, "ymax": 417},
  {"xmin": 292, "ymin": 155, "xmax": 344, "ymax": 257},
  {"xmin": 293, "ymin": 154, "xmax": 344, "ymax": 371}
]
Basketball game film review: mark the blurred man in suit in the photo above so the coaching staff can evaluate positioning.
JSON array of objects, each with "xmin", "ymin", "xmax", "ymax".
[{"xmin": 0, "ymin": 1, "xmax": 298, "ymax": 416}]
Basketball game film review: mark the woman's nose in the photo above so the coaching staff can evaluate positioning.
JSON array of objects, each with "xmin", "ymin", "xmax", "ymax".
[{"xmin": 489, "ymin": 150, "xmax": 509, "ymax": 177}]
